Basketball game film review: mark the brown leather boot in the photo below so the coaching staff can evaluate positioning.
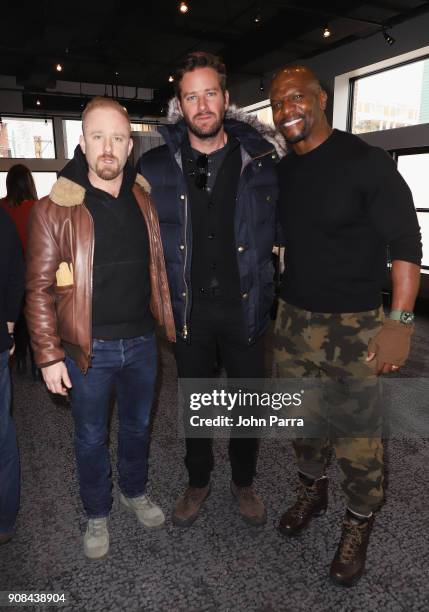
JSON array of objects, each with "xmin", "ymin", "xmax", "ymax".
[
  {"xmin": 330, "ymin": 510, "xmax": 374, "ymax": 586},
  {"xmin": 230, "ymin": 482, "xmax": 267, "ymax": 526},
  {"xmin": 279, "ymin": 475, "xmax": 328, "ymax": 536},
  {"xmin": 172, "ymin": 485, "xmax": 210, "ymax": 527}
]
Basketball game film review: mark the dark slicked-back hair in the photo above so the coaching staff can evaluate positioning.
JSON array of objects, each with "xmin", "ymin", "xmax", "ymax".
[
  {"xmin": 6, "ymin": 164, "xmax": 37, "ymax": 207},
  {"xmin": 174, "ymin": 51, "xmax": 227, "ymax": 97}
]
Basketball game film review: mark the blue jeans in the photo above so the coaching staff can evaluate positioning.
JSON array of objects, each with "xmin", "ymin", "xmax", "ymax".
[
  {"xmin": 0, "ymin": 350, "xmax": 20, "ymax": 534},
  {"xmin": 65, "ymin": 332, "xmax": 157, "ymax": 518}
]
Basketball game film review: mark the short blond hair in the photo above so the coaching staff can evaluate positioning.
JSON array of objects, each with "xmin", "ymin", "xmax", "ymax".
[{"xmin": 82, "ymin": 97, "xmax": 130, "ymax": 133}]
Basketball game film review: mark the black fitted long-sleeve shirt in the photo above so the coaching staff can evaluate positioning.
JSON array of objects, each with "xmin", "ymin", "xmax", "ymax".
[{"xmin": 277, "ymin": 129, "xmax": 422, "ymax": 313}]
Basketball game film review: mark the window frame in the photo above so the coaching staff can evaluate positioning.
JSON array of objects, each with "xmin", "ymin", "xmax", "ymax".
[{"xmin": 347, "ymin": 53, "xmax": 429, "ymax": 134}]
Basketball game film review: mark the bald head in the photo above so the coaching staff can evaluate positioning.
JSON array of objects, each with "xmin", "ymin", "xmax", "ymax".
[
  {"xmin": 271, "ymin": 65, "xmax": 322, "ymax": 93},
  {"xmin": 270, "ymin": 64, "xmax": 331, "ymax": 154}
]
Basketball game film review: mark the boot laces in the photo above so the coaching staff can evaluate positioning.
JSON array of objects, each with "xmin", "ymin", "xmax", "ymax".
[
  {"xmin": 236, "ymin": 486, "xmax": 256, "ymax": 501},
  {"xmin": 337, "ymin": 520, "xmax": 367, "ymax": 562},
  {"xmin": 185, "ymin": 487, "xmax": 207, "ymax": 502},
  {"xmin": 291, "ymin": 484, "xmax": 320, "ymax": 518}
]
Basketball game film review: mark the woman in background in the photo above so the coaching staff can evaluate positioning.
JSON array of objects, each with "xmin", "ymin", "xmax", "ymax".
[{"xmin": 0, "ymin": 164, "xmax": 38, "ymax": 378}]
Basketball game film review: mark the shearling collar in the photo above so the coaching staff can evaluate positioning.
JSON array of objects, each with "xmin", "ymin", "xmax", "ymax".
[{"xmin": 49, "ymin": 173, "xmax": 151, "ymax": 208}]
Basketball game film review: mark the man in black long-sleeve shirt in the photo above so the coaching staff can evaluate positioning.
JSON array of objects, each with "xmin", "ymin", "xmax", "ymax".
[
  {"xmin": 0, "ymin": 209, "xmax": 24, "ymax": 545},
  {"xmin": 270, "ymin": 66, "xmax": 422, "ymax": 586}
]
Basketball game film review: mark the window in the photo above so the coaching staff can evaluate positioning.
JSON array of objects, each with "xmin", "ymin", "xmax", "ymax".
[
  {"xmin": 63, "ymin": 120, "xmax": 82, "ymax": 160},
  {"xmin": 0, "ymin": 172, "xmax": 58, "ymax": 200},
  {"xmin": 0, "ymin": 117, "xmax": 55, "ymax": 158},
  {"xmin": 350, "ymin": 56, "xmax": 429, "ymax": 135},
  {"xmin": 396, "ymin": 150, "xmax": 429, "ymax": 271},
  {"xmin": 246, "ymin": 105, "xmax": 274, "ymax": 126}
]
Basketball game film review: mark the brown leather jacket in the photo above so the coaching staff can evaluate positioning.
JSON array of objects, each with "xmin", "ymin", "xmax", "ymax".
[{"xmin": 26, "ymin": 174, "xmax": 175, "ymax": 372}]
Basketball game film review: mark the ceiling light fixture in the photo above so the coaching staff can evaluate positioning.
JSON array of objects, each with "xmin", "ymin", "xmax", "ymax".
[
  {"xmin": 254, "ymin": 13, "xmax": 262, "ymax": 25},
  {"xmin": 36, "ymin": 99, "xmax": 41, "ymax": 106},
  {"xmin": 168, "ymin": 75, "xmax": 174, "ymax": 82},
  {"xmin": 179, "ymin": 1, "xmax": 189, "ymax": 14},
  {"xmin": 323, "ymin": 26, "xmax": 331, "ymax": 39},
  {"xmin": 259, "ymin": 76, "xmax": 265, "ymax": 92},
  {"xmin": 382, "ymin": 29, "xmax": 395, "ymax": 46},
  {"xmin": 56, "ymin": 63, "xmax": 63, "ymax": 72}
]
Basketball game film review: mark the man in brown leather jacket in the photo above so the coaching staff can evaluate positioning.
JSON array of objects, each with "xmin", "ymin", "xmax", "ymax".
[{"xmin": 26, "ymin": 97, "xmax": 175, "ymax": 560}]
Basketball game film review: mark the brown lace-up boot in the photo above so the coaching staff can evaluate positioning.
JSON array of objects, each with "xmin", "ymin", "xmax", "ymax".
[
  {"xmin": 230, "ymin": 482, "xmax": 267, "ymax": 526},
  {"xmin": 330, "ymin": 510, "xmax": 374, "ymax": 586},
  {"xmin": 172, "ymin": 485, "xmax": 210, "ymax": 527},
  {"xmin": 279, "ymin": 474, "xmax": 328, "ymax": 536}
]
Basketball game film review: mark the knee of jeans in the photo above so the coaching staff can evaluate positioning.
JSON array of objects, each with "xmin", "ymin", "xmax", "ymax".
[
  {"xmin": 120, "ymin": 416, "xmax": 151, "ymax": 435},
  {"xmin": 75, "ymin": 423, "xmax": 108, "ymax": 448}
]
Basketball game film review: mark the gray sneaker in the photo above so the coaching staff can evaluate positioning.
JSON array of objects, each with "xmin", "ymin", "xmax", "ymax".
[
  {"xmin": 83, "ymin": 517, "xmax": 109, "ymax": 560},
  {"xmin": 120, "ymin": 493, "xmax": 165, "ymax": 528}
]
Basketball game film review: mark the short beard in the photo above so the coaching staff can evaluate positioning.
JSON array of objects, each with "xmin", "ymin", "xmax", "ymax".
[
  {"xmin": 96, "ymin": 167, "xmax": 122, "ymax": 180},
  {"xmin": 186, "ymin": 115, "xmax": 224, "ymax": 140},
  {"xmin": 283, "ymin": 132, "xmax": 306, "ymax": 145},
  {"xmin": 95, "ymin": 158, "xmax": 121, "ymax": 180},
  {"xmin": 281, "ymin": 117, "xmax": 309, "ymax": 145}
]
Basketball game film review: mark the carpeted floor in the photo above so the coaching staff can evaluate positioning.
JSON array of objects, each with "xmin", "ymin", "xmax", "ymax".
[{"xmin": 1, "ymin": 318, "xmax": 429, "ymax": 612}]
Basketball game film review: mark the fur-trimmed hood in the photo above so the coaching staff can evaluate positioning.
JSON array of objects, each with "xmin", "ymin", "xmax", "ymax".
[{"xmin": 166, "ymin": 96, "xmax": 286, "ymax": 158}]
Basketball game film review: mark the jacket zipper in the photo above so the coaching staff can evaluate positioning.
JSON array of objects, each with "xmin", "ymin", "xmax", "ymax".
[
  {"xmin": 83, "ymin": 203, "xmax": 94, "ymax": 369},
  {"xmin": 182, "ymin": 194, "xmax": 189, "ymax": 339}
]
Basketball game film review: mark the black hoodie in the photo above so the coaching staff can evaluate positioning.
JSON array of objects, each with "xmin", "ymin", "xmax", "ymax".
[{"xmin": 60, "ymin": 146, "xmax": 153, "ymax": 339}]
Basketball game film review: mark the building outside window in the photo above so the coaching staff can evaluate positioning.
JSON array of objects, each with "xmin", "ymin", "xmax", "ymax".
[
  {"xmin": 0, "ymin": 117, "xmax": 55, "ymax": 159},
  {"xmin": 350, "ymin": 57, "xmax": 429, "ymax": 134}
]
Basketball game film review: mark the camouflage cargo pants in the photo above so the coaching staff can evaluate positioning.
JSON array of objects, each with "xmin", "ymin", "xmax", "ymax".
[{"xmin": 273, "ymin": 299, "xmax": 385, "ymax": 515}]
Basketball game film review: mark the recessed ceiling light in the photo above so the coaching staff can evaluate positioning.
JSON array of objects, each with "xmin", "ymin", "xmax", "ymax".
[
  {"xmin": 168, "ymin": 75, "xmax": 174, "ymax": 82},
  {"xmin": 56, "ymin": 63, "xmax": 63, "ymax": 72},
  {"xmin": 36, "ymin": 99, "xmax": 41, "ymax": 106},
  {"xmin": 254, "ymin": 13, "xmax": 262, "ymax": 25},
  {"xmin": 323, "ymin": 26, "xmax": 331, "ymax": 39},
  {"xmin": 179, "ymin": 1, "xmax": 189, "ymax": 13}
]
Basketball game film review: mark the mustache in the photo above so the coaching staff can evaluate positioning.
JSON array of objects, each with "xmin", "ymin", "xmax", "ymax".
[
  {"xmin": 98, "ymin": 155, "xmax": 118, "ymax": 162},
  {"xmin": 283, "ymin": 115, "xmax": 305, "ymax": 123}
]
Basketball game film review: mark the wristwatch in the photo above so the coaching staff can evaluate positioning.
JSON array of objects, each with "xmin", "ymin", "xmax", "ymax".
[{"xmin": 389, "ymin": 310, "xmax": 415, "ymax": 325}]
